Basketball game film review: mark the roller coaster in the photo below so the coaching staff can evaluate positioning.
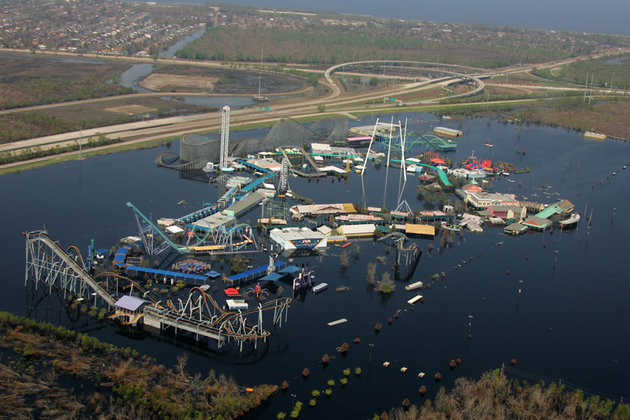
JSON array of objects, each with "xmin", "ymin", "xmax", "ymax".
[
  {"xmin": 156, "ymin": 151, "xmax": 207, "ymax": 174},
  {"xmin": 186, "ymin": 222, "xmax": 258, "ymax": 254},
  {"xmin": 376, "ymin": 131, "xmax": 457, "ymax": 154},
  {"xmin": 24, "ymin": 230, "xmax": 292, "ymax": 353},
  {"xmin": 377, "ymin": 231, "xmax": 422, "ymax": 281}
]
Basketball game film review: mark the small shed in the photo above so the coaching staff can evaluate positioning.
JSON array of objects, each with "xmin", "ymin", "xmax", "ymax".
[
  {"xmin": 114, "ymin": 295, "xmax": 147, "ymax": 315},
  {"xmin": 113, "ymin": 295, "xmax": 148, "ymax": 325}
]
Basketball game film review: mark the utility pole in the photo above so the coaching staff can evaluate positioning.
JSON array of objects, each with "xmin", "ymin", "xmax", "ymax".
[
  {"xmin": 584, "ymin": 72, "xmax": 589, "ymax": 102},
  {"xmin": 79, "ymin": 125, "xmax": 83, "ymax": 160}
]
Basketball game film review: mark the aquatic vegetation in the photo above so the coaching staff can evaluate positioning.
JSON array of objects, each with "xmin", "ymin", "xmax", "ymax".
[
  {"xmin": 376, "ymin": 273, "xmax": 396, "ymax": 294},
  {"xmin": 321, "ymin": 354, "xmax": 330, "ymax": 365},
  {"xmin": 290, "ymin": 401, "xmax": 302, "ymax": 419}
]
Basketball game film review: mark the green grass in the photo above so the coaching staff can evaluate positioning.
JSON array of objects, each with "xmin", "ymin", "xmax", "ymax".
[{"xmin": 534, "ymin": 54, "xmax": 630, "ymax": 89}]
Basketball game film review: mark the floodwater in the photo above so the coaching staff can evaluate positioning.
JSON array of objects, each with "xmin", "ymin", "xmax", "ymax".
[{"xmin": 2, "ymin": 113, "xmax": 630, "ymax": 418}]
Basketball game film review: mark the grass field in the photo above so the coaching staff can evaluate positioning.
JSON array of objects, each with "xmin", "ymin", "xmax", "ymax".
[
  {"xmin": 533, "ymin": 53, "xmax": 630, "ymax": 88},
  {"xmin": 0, "ymin": 51, "xmax": 133, "ymax": 110}
]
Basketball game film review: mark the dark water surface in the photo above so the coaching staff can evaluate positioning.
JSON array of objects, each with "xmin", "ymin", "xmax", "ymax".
[
  {"xmin": 142, "ymin": 0, "xmax": 630, "ymax": 35},
  {"xmin": 2, "ymin": 113, "xmax": 629, "ymax": 418}
]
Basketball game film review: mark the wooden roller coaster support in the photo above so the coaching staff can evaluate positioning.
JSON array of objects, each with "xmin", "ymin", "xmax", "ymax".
[{"xmin": 24, "ymin": 230, "xmax": 115, "ymax": 309}]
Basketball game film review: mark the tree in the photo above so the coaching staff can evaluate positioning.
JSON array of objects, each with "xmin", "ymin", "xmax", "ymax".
[
  {"xmin": 376, "ymin": 273, "xmax": 395, "ymax": 293},
  {"xmin": 317, "ymin": 104, "xmax": 326, "ymax": 113},
  {"xmin": 369, "ymin": 77, "xmax": 379, "ymax": 86}
]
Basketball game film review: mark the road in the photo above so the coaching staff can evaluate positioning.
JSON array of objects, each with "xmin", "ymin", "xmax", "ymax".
[{"xmin": 1, "ymin": 49, "xmax": 627, "ymax": 170}]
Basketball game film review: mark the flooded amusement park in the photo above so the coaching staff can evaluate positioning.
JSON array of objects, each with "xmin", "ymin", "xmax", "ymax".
[{"xmin": 3, "ymin": 111, "xmax": 630, "ymax": 418}]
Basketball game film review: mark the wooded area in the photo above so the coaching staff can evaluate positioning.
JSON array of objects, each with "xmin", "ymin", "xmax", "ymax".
[{"xmin": 176, "ymin": 24, "xmax": 621, "ymax": 68}]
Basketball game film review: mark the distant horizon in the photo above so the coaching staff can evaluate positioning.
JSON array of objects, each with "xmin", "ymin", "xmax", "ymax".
[{"xmin": 141, "ymin": 0, "xmax": 630, "ymax": 36}]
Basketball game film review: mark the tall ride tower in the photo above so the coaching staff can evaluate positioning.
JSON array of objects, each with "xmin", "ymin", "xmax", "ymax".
[{"xmin": 219, "ymin": 105, "xmax": 231, "ymax": 170}]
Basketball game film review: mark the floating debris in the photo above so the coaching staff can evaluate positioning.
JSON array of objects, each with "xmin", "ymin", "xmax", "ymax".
[
  {"xmin": 449, "ymin": 359, "xmax": 457, "ymax": 369},
  {"xmin": 383, "ymin": 361, "xmax": 391, "ymax": 368},
  {"xmin": 328, "ymin": 318, "xmax": 348, "ymax": 326},
  {"xmin": 400, "ymin": 367, "xmax": 408, "ymax": 373},
  {"xmin": 335, "ymin": 286, "xmax": 351, "ymax": 292},
  {"xmin": 434, "ymin": 372, "xmax": 442, "ymax": 381},
  {"xmin": 408, "ymin": 295, "xmax": 423, "ymax": 305},
  {"xmin": 419, "ymin": 385, "xmax": 427, "ymax": 395},
  {"xmin": 418, "ymin": 372, "xmax": 426, "ymax": 379}
]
